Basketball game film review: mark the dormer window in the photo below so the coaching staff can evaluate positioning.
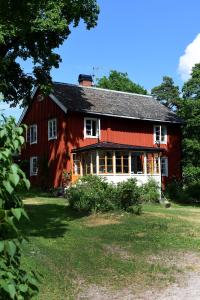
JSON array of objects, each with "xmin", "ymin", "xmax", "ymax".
[
  {"xmin": 29, "ymin": 124, "xmax": 37, "ymax": 144},
  {"xmin": 48, "ymin": 118, "xmax": 57, "ymax": 140},
  {"xmin": 84, "ymin": 117, "xmax": 100, "ymax": 138},
  {"xmin": 154, "ymin": 125, "xmax": 167, "ymax": 144}
]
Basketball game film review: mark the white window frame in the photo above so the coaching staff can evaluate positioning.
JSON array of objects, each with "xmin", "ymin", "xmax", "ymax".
[
  {"xmin": 30, "ymin": 156, "xmax": 38, "ymax": 176},
  {"xmin": 161, "ymin": 157, "xmax": 168, "ymax": 176},
  {"xmin": 48, "ymin": 118, "xmax": 57, "ymax": 140},
  {"xmin": 84, "ymin": 117, "xmax": 100, "ymax": 138},
  {"xmin": 153, "ymin": 125, "xmax": 167, "ymax": 144},
  {"xmin": 29, "ymin": 124, "xmax": 37, "ymax": 145}
]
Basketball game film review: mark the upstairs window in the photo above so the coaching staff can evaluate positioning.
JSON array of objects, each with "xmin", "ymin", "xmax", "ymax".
[
  {"xmin": 154, "ymin": 125, "xmax": 167, "ymax": 144},
  {"xmin": 30, "ymin": 156, "xmax": 38, "ymax": 176},
  {"xmin": 29, "ymin": 124, "xmax": 37, "ymax": 144},
  {"xmin": 161, "ymin": 157, "xmax": 168, "ymax": 176},
  {"xmin": 84, "ymin": 118, "xmax": 100, "ymax": 138},
  {"xmin": 48, "ymin": 118, "xmax": 57, "ymax": 140}
]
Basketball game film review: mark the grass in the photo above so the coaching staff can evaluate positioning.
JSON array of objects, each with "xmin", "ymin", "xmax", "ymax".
[{"xmin": 20, "ymin": 194, "xmax": 200, "ymax": 299}]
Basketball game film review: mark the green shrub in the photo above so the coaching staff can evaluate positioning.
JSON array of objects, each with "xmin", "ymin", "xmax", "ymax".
[
  {"xmin": 140, "ymin": 178, "xmax": 160, "ymax": 203},
  {"xmin": 166, "ymin": 180, "xmax": 183, "ymax": 201},
  {"xmin": 185, "ymin": 181, "xmax": 200, "ymax": 203},
  {"xmin": 0, "ymin": 117, "xmax": 39, "ymax": 299},
  {"xmin": 66, "ymin": 175, "xmax": 118, "ymax": 213},
  {"xmin": 127, "ymin": 204, "xmax": 143, "ymax": 215},
  {"xmin": 116, "ymin": 178, "xmax": 141, "ymax": 210}
]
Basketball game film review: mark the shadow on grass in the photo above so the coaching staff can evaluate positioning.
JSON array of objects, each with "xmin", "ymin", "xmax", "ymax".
[{"xmin": 21, "ymin": 202, "xmax": 86, "ymax": 239}]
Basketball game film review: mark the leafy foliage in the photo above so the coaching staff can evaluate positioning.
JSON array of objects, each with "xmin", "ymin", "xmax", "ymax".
[
  {"xmin": 182, "ymin": 63, "xmax": 200, "ymax": 99},
  {"xmin": 116, "ymin": 178, "xmax": 141, "ymax": 210},
  {"xmin": 0, "ymin": 116, "xmax": 39, "ymax": 299},
  {"xmin": 178, "ymin": 65, "xmax": 200, "ymax": 184},
  {"xmin": 151, "ymin": 76, "xmax": 180, "ymax": 109},
  {"xmin": 66, "ymin": 175, "xmax": 117, "ymax": 213},
  {"xmin": 0, "ymin": 0, "xmax": 99, "ymax": 106},
  {"xmin": 66, "ymin": 175, "xmax": 160, "ymax": 214},
  {"xmin": 96, "ymin": 70, "xmax": 147, "ymax": 95},
  {"xmin": 140, "ymin": 178, "xmax": 160, "ymax": 203}
]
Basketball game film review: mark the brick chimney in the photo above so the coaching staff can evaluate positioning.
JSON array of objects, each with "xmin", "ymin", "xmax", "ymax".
[{"xmin": 78, "ymin": 74, "xmax": 93, "ymax": 87}]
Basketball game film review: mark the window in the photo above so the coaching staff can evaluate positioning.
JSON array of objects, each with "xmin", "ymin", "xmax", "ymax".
[
  {"xmin": 29, "ymin": 124, "xmax": 37, "ymax": 144},
  {"xmin": 131, "ymin": 153, "xmax": 144, "ymax": 174},
  {"xmin": 99, "ymin": 151, "xmax": 113, "ymax": 174},
  {"xmin": 84, "ymin": 118, "xmax": 100, "ymax": 138},
  {"xmin": 154, "ymin": 125, "xmax": 167, "ymax": 144},
  {"xmin": 116, "ymin": 151, "xmax": 129, "ymax": 174},
  {"xmin": 30, "ymin": 157, "xmax": 38, "ymax": 176},
  {"xmin": 73, "ymin": 154, "xmax": 81, "ymax": 175},
  {"xmin": 48, "ymin": 118, "xmax": 57, "ymax": 140},
  {"xmin": 161, "ymin": 157, "xmax": 168, "ymax": 176},
  {"xmin": 82, "ymin": 153, "xmax": 91, "ymax": 175}
]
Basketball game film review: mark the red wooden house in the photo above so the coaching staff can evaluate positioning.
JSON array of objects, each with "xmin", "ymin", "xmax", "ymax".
[{"xmin": 19, "ymin": 74, "xmax": 182, "ymax": 191}]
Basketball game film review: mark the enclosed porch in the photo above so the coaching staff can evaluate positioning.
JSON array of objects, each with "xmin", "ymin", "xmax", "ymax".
[{"xmin": 71, "ymin": 142, "xmax": 164, "ymax": 187}]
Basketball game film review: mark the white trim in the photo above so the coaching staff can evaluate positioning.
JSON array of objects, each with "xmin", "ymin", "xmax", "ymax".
[
  {"xmin": 18, "ymin": 88, "xmax": 67, "ymax": 125},
  {"xmin": 29, "ymin": 124, "xmax": 37, "ymax": 145},
  {"xmin": 153, "ymin": 125, "xmax": 167, "ymax": 144},
  {"xmin": 84, "ymin": 117, "xmax": 100, "ymax": 138},
  {"xmin": 48, "ymin": 118, "xmax": 57, "ymax": 140},
  {"xmin": 30, "ymin": 156, "xmax": 38, "ymax": 176},
  {"xmin": 18, "ymin": 106, "xmax": 28, "ymax": 125},
  {"xmin": 31, "ymin": 86, "xmax": 39, "ymax": 99},
  {"xmin": 49, "ymin": 94, "xmax": 67, "ymax": 113},
  {"xmin": 18, "ymin": 87, "xmax": 39, "ymax": 125},
  {"xmin": 144, "ymin": 152, "xmax": 147, "ymax": 175}
]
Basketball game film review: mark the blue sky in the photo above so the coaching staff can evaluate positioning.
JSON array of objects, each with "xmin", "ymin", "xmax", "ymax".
[{"xmin": 2, "ymin": 0, "xmax": 200, "ymax": 121}]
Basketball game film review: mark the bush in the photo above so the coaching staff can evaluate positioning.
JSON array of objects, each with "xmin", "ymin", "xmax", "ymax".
[
  {"xmin": 116, "ymin": 178, "xmax": 141, "ymax": 210},
  {"xmin": 166, "ymin": 179, "xmax": 200, "ymax": 204},
  {"xmin": 140, "ymin": 178, "xmax": 160, "ymax": 203},
  {"xmin": 127, "ymin": 204, "xmax": 143, "ymax": 215},
  {"xmin": 66, "ymin": 175, "xmax": 118, "ymax": 213},
  {"xmin": 67, "ymin": 176, "xmax": 162, "ymax": 215}
]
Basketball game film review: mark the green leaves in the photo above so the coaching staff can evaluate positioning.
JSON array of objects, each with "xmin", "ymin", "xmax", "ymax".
[
  {"xmin": 3, "ymin": 180, "xmax": 14, "ymax": 194},
  {"xmin": 0, "ymin": 117, "xmax": 39, "ymax": 299},
  {"xmin": 151, "ymin": 76, "xmax": 180, "ymax": 109},
  {"xmin": 0, "ymin": 0, "xmax": 99, "ymax": 106},
  {"xmin": 96, "ymin": 70, "xmax": 147, "ymax": 95}
]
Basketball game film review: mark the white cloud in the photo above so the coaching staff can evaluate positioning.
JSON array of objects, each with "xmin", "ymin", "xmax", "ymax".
[{"xmin": 178, "ymin": 33, "xmax": 200, "ymax": 81}]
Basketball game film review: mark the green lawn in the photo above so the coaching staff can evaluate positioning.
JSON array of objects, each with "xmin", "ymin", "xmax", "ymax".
[{"xmin": 20, "ymin": 194, "xmax": 200, "ymax": 299}]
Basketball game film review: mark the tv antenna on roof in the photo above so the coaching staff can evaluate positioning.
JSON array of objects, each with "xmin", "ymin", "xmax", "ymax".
[{"xmin": 92, "ymin": 66, "xmax": 100, "ymax": 85}]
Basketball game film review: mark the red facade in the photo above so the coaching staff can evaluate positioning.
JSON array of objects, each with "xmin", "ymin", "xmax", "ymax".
[{"xmin": 21, "ymin": 91, "xmax": 182, "ymax": 188}]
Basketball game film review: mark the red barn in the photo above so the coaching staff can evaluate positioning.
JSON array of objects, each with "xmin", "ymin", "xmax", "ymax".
[{"xmin": 19, "ymin": 74, "xmax": 182, "ymax": 191}]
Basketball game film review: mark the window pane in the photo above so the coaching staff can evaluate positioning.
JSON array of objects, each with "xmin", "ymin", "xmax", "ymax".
[
  {"xmin": 131, "ymin": 154, "xmax": 143, "ymax": 174},
  {"xmin": 92, "ymin": 120, "xmax": 97, "ymax": 136},
  {"xmin": 161, "ymin": 126, "xmax": 166, "ymax": 142},
  {"xmin": 154, "ymin": 157, "xmax": 159, "ymax": 174},
  {"xmin": 82, "ymin": 153, "xmax": 91, "ymax": 175},
  {"xmin": 155, "ymin": 126, "xmax": 160, "ymax": 141},
  {"xmin": 91, "ymin": 152, "xmax": 96, "ymax": 174},
  {"xmin": 73, "ymin": 154, "xmax": 80, "ymax": 175},
  {"xmin": 86, "ymin": 120, "xmax": 92, "ymax": 136}
]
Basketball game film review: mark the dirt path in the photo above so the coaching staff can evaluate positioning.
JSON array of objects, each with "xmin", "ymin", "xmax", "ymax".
[
  {"xmin": 138, "ymin": 271, "xmax": 200, "ymax": 300},
  {"xmin": 78, "ymin": 252, "xmax": 200, "ymax": 300}
]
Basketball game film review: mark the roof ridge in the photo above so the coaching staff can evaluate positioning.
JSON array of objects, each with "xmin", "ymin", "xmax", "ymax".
[{"xmin": 53, "ymin": 81, "xmax": 152, "ymax": 98}]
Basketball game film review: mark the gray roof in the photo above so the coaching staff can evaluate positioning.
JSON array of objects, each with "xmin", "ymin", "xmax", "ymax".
[{"xmin": 52, "ymin": 82, "xmax": 182, "ymax": 124}]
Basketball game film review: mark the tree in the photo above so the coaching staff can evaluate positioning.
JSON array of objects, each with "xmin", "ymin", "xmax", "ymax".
[
  {"xmin": 0, "ymin": 116, "xmax": 39, "ymax": 299},
  {"xmin": 182, "ymin": 63, "xmax": 200, "ymax": 99},
  {"xmin": 0, "ymin": 0, "xmax": 99, "ymax": 106},
  {"xmin": 178, "ymin": 64, "xmax": 200, "ymax": 184},
  {"xmin": 151, "ymin": 76, "xmax": 180, "ymax": 109},
  {"xmin": 96, "ymin": 70, "xmax": 147, "ymax": 95}
]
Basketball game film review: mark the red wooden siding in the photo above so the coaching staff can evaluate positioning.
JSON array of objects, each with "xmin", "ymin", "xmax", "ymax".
[{"xmin": 21, "ymin": 94, "xmax": 182, "ymax": 188}]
